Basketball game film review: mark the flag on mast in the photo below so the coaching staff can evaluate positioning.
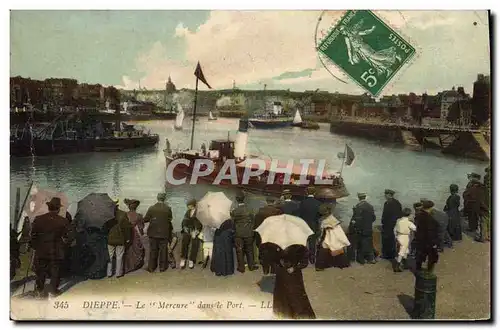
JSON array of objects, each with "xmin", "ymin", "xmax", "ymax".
[
  {"xmin": 194, "ymin": 62, "xmax": 212, "ymax": 89},
  {"xmin": 337, "ymin": 144, "xmax": 355, "ymax": 166}
]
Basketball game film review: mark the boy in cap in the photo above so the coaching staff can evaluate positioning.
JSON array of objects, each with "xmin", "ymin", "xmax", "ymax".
[
  {"xmin": 393, "ymin": 208, "xmax": 416, "ymax": 272},
  {"xmin": 381, "ymin": 189, "xmax": 402, "ymax": 260},
  {"xmin": 144, "ymin": 192, "xmax": 173, "ymax": 272}
]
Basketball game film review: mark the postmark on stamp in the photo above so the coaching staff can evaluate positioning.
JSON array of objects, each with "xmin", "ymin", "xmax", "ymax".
[{"xmin": 317, "ymin": 10, "xmax": 416, "ymax": 97}]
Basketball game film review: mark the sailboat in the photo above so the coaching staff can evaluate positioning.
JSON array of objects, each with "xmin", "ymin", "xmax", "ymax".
[
  {"xmin": 174, "ymin": 104, "xmax": 185, "ymax": 131},
  {"xmin": 208, "ymin": 110, "xmax": 218, "ymax": 121},
  {"xmin": 291, "ymin": 108, "xmax": 320, "ymax": 130},
  {"xmin": 291, "ymin": 109, "xmax": 303, "ymax": 127}
]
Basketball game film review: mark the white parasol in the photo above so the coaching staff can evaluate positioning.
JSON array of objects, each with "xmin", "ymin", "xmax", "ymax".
[
  {"xmin": 255, "ymin": 214, "xmax": 313, "ymax": 250},
  {"xmin": 196, "ymin": 191, "xmax": 233, "ymax": 228}
]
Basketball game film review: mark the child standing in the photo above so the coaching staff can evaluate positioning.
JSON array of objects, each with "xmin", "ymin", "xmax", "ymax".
[{"xmin": 393, "ymin": 208, "xmax": 416, "ymax": 272}]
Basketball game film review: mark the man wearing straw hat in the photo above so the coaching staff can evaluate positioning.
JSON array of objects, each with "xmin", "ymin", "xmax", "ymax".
[{"xmin": 30, "ymin": 197, "xmax": 71, "ymax": 298}]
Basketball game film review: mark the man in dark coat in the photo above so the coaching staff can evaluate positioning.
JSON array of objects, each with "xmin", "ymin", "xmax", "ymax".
[
  {"xmin": 381, "ymin": 189, "xmax": 402, "ymax": 260},
  {"xmin": 347, "ymin": 193, "xmax": 376, "ymax": 265},
  {"xmin": 414, "ymin": 200, "xmax": 440, "ymax": 273},
  {"xmin": 408, "ymin": 202, "xmax": 424, "ymax": 258},
  {"xmin": 298, "ymin": 186, "xmax": 322, "ymax": 264},
  {"xmin": 279, "ymin": 189, "xmax": 300, "ymax": 216},
  {"xmin": 144, "ymin": 193, "xmax": 173, "ymax": 272},
  {"xmin": 106, "ymin": 199, "xmax": 132, "ymax": 278},
  {"xmin": 231, "ymin": 190, "xmax": 257, "ymax": 273},
  {"xmin": 430, "ymin": 204, "xmax": 453, "ymax": 251},
  {"xmin": 463, "ymin": 174, "xmax": 487, "ymax": 235},
  {"xmin": 30, "ymin": 197, "xmax": 71, "ymax": 297},
  {"xmin": 254, "ymin": 196, "xmax": 283, "ymax": 274}
]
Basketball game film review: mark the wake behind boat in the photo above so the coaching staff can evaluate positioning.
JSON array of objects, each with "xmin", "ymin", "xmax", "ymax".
[
  {"xmin": 208, "ymin": 110, "xmax": 217, "ymax": 121},
  {"xmin": 174, "ymin": 105, "xmax": 185, "ymax": 130}
]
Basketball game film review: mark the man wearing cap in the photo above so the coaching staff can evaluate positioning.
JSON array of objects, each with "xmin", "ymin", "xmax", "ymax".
[
  {"xmin": 381, "ymin": 189, "xmax": 402, "ymax": 260},
  {"xmin": 299, "ymin": 187, "xmax": 322, "ymax": 264},
  {"xmin": 414, "ymin": 200, "xmax": 440, "ymax": 273},
  {"xmin": 30, "ymin": 197, "xmax": 71, "ymax": 297},
  {"xmin": 279, "ymin": 189, "xmax": 300, "ymax": 216},
  {"xmin": 106, "ymin": 199, "xmax": 133, "ymax": 278},
  {"xmin": 144, "ymin": 193, "xmax": 173, "ymax": 272},
  {"xmin": 254, "ymin": 196, "xmax": 283, "ymax": 274},
  {"xmin": 231, "ymin": 190, "xmax": 258, "ymax": 273},
  {"xmin": 463, "ymin": 173, "xmax": 486, "ymax": 233},
  {"xmin": 347, "ymin": 193, "xmax": 376, "ymax": 265}
]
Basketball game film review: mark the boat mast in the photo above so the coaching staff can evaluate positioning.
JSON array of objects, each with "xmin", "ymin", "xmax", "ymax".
[
  {"xmin": 190, "ymin": 78, "xmax": 199, "ymax": 149},
  {"xmin": 115, "ymin": 100, "xmax": 121, "ymax": 132}
]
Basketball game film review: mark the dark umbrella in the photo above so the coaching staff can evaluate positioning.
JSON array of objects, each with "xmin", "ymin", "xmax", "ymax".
[{"xmin": 74, "ymin": 193, "xmax": 115, "ymax": 230}]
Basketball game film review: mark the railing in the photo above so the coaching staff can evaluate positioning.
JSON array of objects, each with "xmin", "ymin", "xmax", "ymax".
[{"xmin": 332, "ymin": 116, "xmax": 489, "ymax": 133}]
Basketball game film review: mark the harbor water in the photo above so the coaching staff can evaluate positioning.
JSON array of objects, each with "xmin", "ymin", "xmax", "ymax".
[{"xmin": 10, "ymin": 119, "xmax": 487, "ymax": 231}]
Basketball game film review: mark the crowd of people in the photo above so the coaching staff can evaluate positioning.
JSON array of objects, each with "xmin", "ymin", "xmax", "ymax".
[{"xmin": 10, "ymin": 166, "xmax": 490, "ymax": 319}]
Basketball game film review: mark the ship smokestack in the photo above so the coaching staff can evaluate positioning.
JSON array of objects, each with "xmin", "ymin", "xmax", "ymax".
[{"xmin": 234, "ymin": 119, "xmax": 249, "ymax": 159}]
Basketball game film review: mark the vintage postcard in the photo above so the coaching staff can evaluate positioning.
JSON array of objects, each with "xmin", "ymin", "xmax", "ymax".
[{"xmin": 9, "ymin": 9, "xmax": 491, "ymax": 321}]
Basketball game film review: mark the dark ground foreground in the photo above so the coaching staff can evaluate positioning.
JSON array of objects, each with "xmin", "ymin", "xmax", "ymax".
[{"xmin": 10, "ymin": 234, "xmax": 490, "ymax": 320}]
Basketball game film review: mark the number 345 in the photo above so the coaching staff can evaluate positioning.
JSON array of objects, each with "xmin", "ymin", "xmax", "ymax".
[
  {"xmin": 53, "ymin": 301, "xmax": 69, "ymax": 309},
  {"xmin": 361, "ymin": 69, "xmax": 377, "ymax": 87}
]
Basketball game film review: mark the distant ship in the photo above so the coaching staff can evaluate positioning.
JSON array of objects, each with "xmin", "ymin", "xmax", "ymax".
[
  {"xmin": 248, "ymin": 101, "xmax": 293, "ymax": 129},
  {"xmin": 10, "ymin": 111, "xmax": 159, "ymax": 157}
]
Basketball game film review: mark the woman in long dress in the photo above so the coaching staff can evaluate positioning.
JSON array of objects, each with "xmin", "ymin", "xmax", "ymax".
[
  {"xmin": 445, "ymin": 184, "xmax": 462, "ymax": 241},
  {"xmin": 123, "ymin": 199, "xmax": 145, "ymax": 274},
  {"xmin": 272, "ymin": 244, "xmax": 316, "ymax": 319},
  {"xmin": 210, "ymin": 219, "xmax": 235, "ymax": 276},
  {"xmin": 315, "ymin": 204, "xmax": 351, "ymax": 271}
]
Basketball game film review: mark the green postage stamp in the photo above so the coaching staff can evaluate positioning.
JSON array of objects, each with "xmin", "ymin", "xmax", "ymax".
[{"xmin": 318, "ymin": 10, "xmax": 416, "ymax": 97}]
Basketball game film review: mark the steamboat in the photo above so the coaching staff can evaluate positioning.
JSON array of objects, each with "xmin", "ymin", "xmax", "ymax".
[
  {"xmin": 10, "ymin": 110, "xmax": 159, "ymax": 157},
  {"xmin": 164, "ymin": 119, "xmax": 348, "ymax": 200},
  {"xmin": 248, "ymin": 101, "xmax": 293, "ymax": 129}
]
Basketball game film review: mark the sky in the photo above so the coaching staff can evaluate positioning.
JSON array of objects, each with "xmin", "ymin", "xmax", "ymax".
[{"xmin": 10, "ymin": 10, "xmax": 491, "ymax": 95}]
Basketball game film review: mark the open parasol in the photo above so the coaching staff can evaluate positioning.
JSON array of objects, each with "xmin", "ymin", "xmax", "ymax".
[
  {"xmin": 196, "ymin": 191, "xmax": 233, "ymax": 229},
  {"xmin": 255, "ymin": 214, "xmax": 313, "ymax": 250}
]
